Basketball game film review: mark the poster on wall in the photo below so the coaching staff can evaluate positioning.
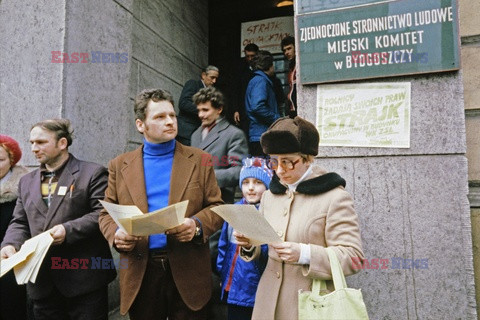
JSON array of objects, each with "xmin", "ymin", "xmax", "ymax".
[
  {"xmin": 316, "ymin": 82, "xmax": 411, "ymax": 148},
  {"xmin": 240, "ymin": 16, "xmax": 294, "ymax": 55},
  {"xmin": 298, "ymin": 0, "xmax": 459, "ymax": 83}
]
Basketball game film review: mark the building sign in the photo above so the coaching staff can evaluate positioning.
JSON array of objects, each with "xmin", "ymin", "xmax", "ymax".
[
  {"xmin": 298, "ymin": 0, "xmax": 459, "ymax": 84},
  {"xmin": 241, "ymin": 16, "xmax": 294, "ymax": 55},
  {"xmin": 297, "ymin": 0, "xmax": 381, "ymax": 14},
  {"xmin": 317, "ymin": 83, "xmax": 411, "ymax": 148}
]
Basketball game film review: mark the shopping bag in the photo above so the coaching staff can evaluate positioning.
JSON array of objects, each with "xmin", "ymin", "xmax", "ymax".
[{"xmin": 298, "ymin": 247, "xmax": 369, "ymax": 320}]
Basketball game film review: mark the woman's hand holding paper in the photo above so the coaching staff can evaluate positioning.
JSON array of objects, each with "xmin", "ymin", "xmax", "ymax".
[{"xmin": 233, "ymin": 230, "xmax": 252, "ymax": 249}]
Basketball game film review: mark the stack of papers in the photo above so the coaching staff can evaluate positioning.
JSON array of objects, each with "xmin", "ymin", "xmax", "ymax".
[
  {"xmin": 0, "ymin": 230, "xmax": 54, "ymax": 284},
  {"xmin": 100, "ymin": 200, "xmax": 189, "ymax": 236},
  {"xmin": 211, "ymin": 205, "xmax": 282, "ymax": 245}
]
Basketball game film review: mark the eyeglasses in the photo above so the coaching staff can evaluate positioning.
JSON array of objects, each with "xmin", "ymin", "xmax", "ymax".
[{"xmin": 266, "ymin": 157, "xmax": 302, "ymax": 171}]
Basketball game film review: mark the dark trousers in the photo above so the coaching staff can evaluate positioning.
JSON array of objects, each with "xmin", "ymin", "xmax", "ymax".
[
  {"xmin": 0, "ymin": 271, "xmax": 27, "ymax": 320},
  {"xmin": 32, "ymin": 286, "xmax": 108, "ymax": 320},
  {"xmin": 227, "ymin": 304, "xmax": 254, "ymax": 320},
  {"xmin": 129, "ymin": 254, "xmax": 208, "ymax": 320}
]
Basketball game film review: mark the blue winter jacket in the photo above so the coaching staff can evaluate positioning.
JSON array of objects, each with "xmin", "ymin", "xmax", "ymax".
[
  {"xmin": 245, "ymin": 70, "xmax": 280, "ymax": 142},
  {"xmin": 216, "ymin": 199, "xmax": 268, "ymax": 307}
]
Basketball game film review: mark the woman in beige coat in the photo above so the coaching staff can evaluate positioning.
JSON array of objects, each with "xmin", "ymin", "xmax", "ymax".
[{"xmin": 236, "ymin": 116, "xmax": 365, "ymax": 320}]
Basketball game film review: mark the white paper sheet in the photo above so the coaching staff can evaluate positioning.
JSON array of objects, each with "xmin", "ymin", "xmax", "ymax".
[
  {"xmin": 100, "ymin": 200, "xmax": 189, "ymax": 236},
  {"xmin": 211, "ymin": 205, "xmax": 282, "ymax": 245},
  {"xmin": 0, "ymin": 230, "xmax": 54, "ymax": 284}
]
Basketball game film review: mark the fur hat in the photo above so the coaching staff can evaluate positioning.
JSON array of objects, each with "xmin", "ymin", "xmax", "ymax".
[
  {"xmin": 0, "ymin": 135, "xmax": 22, "ymax": 166},
  {"xmin": 239, "ymin": 157, "xmax": 273, "ymax": 189},
  {"xmin": 260, "ymin": 116, "xmax": 319, "ymax": 156}
]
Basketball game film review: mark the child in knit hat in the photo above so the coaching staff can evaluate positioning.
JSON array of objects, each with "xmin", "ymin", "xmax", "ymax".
[{"xmin": 216, "ymin": 157, "xmax": 272, "ymax": 320}]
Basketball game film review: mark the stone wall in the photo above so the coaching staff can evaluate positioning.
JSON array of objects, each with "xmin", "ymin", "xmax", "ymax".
[
  {"xmin": 459, "ymin": 0, "xmax": 480, "ymax": 317},
  {"xmin": 0, "ymin": 0, "xmax": 209, "ymax": 166},
  {"xmin": 0, "ymin": 0, "xmax": 209, "ymax": 317},
  {"xmin": 126, "ymin": 0, "xmax": 209, "ymax": 150},
  {"xmin": 0, "ymin": 0, "xmax": 66, "ymax": 165},
  {"xmin": 295, "ymin": 2, "xmax": 477, "ymax": 318}
]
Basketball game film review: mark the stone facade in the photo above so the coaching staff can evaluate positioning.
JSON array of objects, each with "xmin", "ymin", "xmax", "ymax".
[
  {"xmin": 460, "ymin": 0, "xmax": 480, "ymax": 316},
  {"xmin": 295, "ymin": 1, "xmax": 476, "ymax": 318},
  {"xmin": 0, "ymin": 0, "xmax": 208, "ymax": 318},
  {"xmin": 0, "ymin": 0, "xmax": 208, "ymax": 167}
]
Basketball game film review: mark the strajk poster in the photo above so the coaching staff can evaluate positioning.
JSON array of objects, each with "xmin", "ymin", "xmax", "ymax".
[{"xmin": 316, "ymin": 83, "xmax": 411, "ymax": 148}]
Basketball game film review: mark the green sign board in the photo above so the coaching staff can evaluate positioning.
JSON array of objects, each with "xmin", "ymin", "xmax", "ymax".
[
  {"xmin": 298, "ymin": 0, "xmax": 382, "ymax": 14},
  {"xmin": 298, "ymin": 0, "xmax": 460, "ymax": 84}
]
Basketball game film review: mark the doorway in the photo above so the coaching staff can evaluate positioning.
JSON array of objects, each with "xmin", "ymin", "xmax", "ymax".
[{"xmin": 208, "ymin": 0, "xmax": 294, "ymax": 121}]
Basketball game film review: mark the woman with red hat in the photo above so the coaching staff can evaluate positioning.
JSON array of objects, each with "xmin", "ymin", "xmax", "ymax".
[{"xmin": 0, "ymin": 134, "xmax": 29, "ymax": 319}]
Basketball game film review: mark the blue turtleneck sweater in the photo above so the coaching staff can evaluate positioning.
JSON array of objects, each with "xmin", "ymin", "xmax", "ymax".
[{"xmin": 143, "ymin": 138, "xmax": 175, "ymax": 250}]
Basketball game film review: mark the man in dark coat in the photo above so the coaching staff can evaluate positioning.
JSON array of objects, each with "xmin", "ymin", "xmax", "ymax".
[
  {"xmin": 176, "ymin": 65, "xmax": 219, "ymax": 146},
  {"xmin": 281, "ymin": 36, "xmax": 297, "ymax": 118},
  {"xmin": 1, "ymin": 119, "xmax": 115, "ymax": 320},
  {"xmin": 232, "ymin": 43, "xmax": 259, "ymax": 138}
]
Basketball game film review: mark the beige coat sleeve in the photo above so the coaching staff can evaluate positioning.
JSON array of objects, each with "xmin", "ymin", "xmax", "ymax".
[{"xmin": 302, "ymin": 188, "xmax": 365, "ymax": 279}]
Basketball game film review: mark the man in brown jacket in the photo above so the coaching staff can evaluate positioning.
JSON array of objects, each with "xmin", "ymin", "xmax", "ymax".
[{"xmin": 98, "ymin": 89, "xmax": 224, "ymax": 319}]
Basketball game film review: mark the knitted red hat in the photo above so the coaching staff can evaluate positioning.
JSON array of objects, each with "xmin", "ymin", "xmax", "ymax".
[{"xmin": 0, "ymin": 135, "xmax": 22, "ymax": 166}]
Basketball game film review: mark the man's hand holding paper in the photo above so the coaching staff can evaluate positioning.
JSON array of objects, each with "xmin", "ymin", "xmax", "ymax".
[
  {"xmin": 165, "ymin": 218, "xmax": 197, "ymax": 243},
  {"xmin": 100, "ymin": 200, "xmax": 189, "ymax": 236},
  {"xmin": 0, "ymin": 245, "xmax": 17, "ymax": 259},
  {"xmin": 1, "ymin": 231, "xmax": 54, "ymax": 283},
  {"xmin": 50, "ymin": 224, "xmax": 66, "ymax": 246},
  {"xmin": 114, "ymin": 229, "xmax": 141, "ymax": 252}
]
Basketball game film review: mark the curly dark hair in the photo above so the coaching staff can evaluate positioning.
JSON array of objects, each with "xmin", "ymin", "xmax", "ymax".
[
  {"xmin": 280, "ymin": 36, "xmax": 295, "ymax": 48},
  {"xmin": 193, "ymin": 87, "xmax": 226, "ymax": 115}
]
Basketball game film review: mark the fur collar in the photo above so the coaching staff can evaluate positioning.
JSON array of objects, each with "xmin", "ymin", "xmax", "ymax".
[
  {"xmin": 0, "ymin": 165, "xmax": 29, "ymax": 203},
  {"xmin": 269, "ymin": 166, "xmax": 346, "ymax": 195}
]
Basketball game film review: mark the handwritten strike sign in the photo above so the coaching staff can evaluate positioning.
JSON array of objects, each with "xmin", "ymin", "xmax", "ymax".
[{"xmin": 241, "ymin": 16, "xmax": 294, "ymax": 55}]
